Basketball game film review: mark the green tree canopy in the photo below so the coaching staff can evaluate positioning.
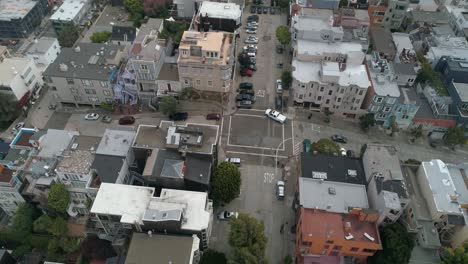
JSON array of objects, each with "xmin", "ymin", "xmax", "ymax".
[
  {"xmin": 359, "ymin": 113, "xmax": 376, "ymax": 131},
  {"xmin": 12, "ymin": 203, "xmax": 36, "ymax": 235},
  {"xmin": 229, "ymin": 214, "xmax": 268, "ymax": 264},
  {"xmin": 48, "ymin": 217, "xmax": 68, "ymax": 236},
  {"xmin": 339, "ymin": 0, "xmax": 348, "ymax": 7},
  {"xmin": 59, "ymin": 237, "xmax": 81, "ymax": 253},
  {"xmin": 276, "ymin": 26, "xmax": 291, "ymax": 46},
  {"xmin": 159, "ymin": 96, "xmax": 177, "ymax": 116},
  {"xmin": 211, "ymin": 162, "xmax": 241, "ymax": 204},
  {"xmin": 411, "ymin": 124, "xmax": 423, "ymax": 139},
  {"xmin": 124, "ymin": 0, "xmax": 144, "ymax": 26},
  {"xmin": 369, "ymin": 223, "xmax": 414, "ymax": 264},
  {"xmin": 33, "ymin": 214, "xmax": 53, "ymax": 233},
  {"xmin": 200, "ymin": 249, "xmax": 227, "ymax": 264},
  {"xmin": 281, "ymin": 71, "xmax": 292, "ymax": 89},
  {"xmin": 441, "ymin": 243, "xmax": 468, "ymax": 264},
  {"xmin": 416, "ymin": 62, "xmax": 448, "ymax": 96},
  {"xmin": 310, "ymin": 138, "xmax": 341, "ymax": 155},
  {"xmin": 0, "ymin": 94, "xmax": 20, "ymax": 130},
  {"xmin": 48, "ymin": 183, "xmax": 70, "ymax": 214},
  {"xmin": 58, "ymin": 25, "xmax": 80, "ymax": 48},
  {"xmin": 90, "ymin": 31, "xmax": 111, "ymax": 43},
  {"xmin": 277, "ymin": 0, "xmax": 289, "ymax": 9},
  {"xmin": 444, "ymin": 126, "xmax": 466, "ymax": 147}
]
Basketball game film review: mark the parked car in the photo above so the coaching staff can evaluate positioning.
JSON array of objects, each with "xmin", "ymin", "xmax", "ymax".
[
  {"xmin": 276, "ymin": 79, "xmax": 283, "ymax": 93},
  {"xmin": 48, "ymin": 103, "xmax": 57, "ymax": 110},
  {"xmin": 340, "ymin": 147, "xmax": 347, "ymax": 156},
  {"xmin": 250, "ymin": 6, "xmax": 256, "ymax": 13},
  {"xmin": 256, "ymin": 7, "xmax": 262, "ymax": 14},
  {"xmin": 276, "ymin": 45, "xmax": 284, "ymax": 54},
  {"xmin": 240, "ymin": 89, "xmax": 255, "ymax": 95},
  {"xmin": 119, "ymin": 116, "xmax": 135, "ymax": 125},
  {"xmin": 248, "ymin": 58, "xmax": 256, "ymax": 64},
  {"xmin": 275, "ymin": 96, "xmax": 282, "ymax": 110},
  {"xmin": 247, "ymin": 21, "xmax": 258, "ymax": 26},
  {"xmin": 277, "ymin": 181, "xmax": 285, "ymax": 200},
  {"xmin": 247, "ymin": 15, "xmax": 259, "ymax": 21},
  {"xmin": 84, "ymin": 113, "xmax": 100, "ymax": 120},
  {"xmin": 265, "ymin": 109, "xmax": 287, "ymax": 124},
  {"xmin": 225, "ymin": 157, "xmax": 241, "ymax": 166},
  {"xmin": 246, "ymin": 29, "xmax": 257, "ymax": 34},
  {"xmin": 346, "ymin": 150, "xmax": 356, "ymax": 158},
  {"xmin": 217, "ymin": 211, "xmax": 239, "ymax": 220},
  {"xmin": 236, "ymin": 94, "xmax": 256, "ymax": 102},
  {"xmin": 170, "ymin": 112, "xmax": 188, "ymax": 121},
  {"xmin": 245, "ymin": 64, "xmax": 257, "ymax": 71},
  {"xmin": 239, "ymin": 82, "xmax": 253, "ymax": 90},
  {"xmin": 237, "ymin": 100, "xmax": 253, "ymax": 109},
  {"xmin": 206, "ymin": 113, "xmax": 221, "ymax": 121},
  {"xmin": 101, "ymin": 115, "xmax": 112, "ymax": 123},
  {"xmin": 244, "ymin": 37, "xmax": 258, "ymax": 44},
  {"xmin": 331, "ymin": 134, "xmax": 347, "ymax": 143},
  {"xmin": 263, "ymin": 6, "xmax": 268, "ymax": 13},
  {"xmin": 246, "ymin": 52, "xmax": 256, "ymax": 58},
  {"xmin": 244, "ymin": 44, "xmax": 257, "ymax": 50},
  {"xmin": 12, "ymin": 122, "xmax": 25, "ymax": 132}
]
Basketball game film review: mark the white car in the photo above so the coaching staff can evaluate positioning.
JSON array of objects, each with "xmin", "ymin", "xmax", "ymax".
[
  {"xmin": 340, "ymin": 147, "xmax": 347, "ymax": 156},
  {"xmin": 276, "ymin": 79, "xmax": 283, "ymax": 93},
  {"xmin": 244, "ymin": 37, "xmax": 258, "ymax": 44},
  {"xmin": 248, "ymin": 21, "xmax": 258, "ymax": 26},
  {"xmin": 217, "ymin": 211, "xmax": 239, "ymax": 220},
  {"xmin": 84, "ymin": 113, "xmax": 100, "ymax": 120},
  {"xmin": 265, "ymin": 109, "xmax": 287, "ymax": 124},
  {"xmin": 244, "ymin": 44, "xmax": 257, "ymax": 50},
  {"xmin": 277, "ymin": 181, "xmax": 285, "ymax": 200},
  {"xmin": 246, "ymin": 29, "xmax": 257, "ymax": 34}
]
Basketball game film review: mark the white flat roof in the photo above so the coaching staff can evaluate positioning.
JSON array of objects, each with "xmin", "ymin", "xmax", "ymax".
[
  {"xmin": 198, "ymin": 1, "xmax": 241, "ymax": 21},
  {"xmin": 0, "ymin": 58, "xmax": 32, "ymax": 84},
  {"xmin": 50, "ymin": 0, "xmax": 89, "ymax": 22},
  {"xmin": 292, "ymin": 60, "xmax": 370, "ymax": 88},
  {"xmin": 293, "ymin": 15, "xmax": 335, "ymax": 31},
  {"xmin": 91, "ymin": 183, "xmax": 155, "ymax": 224},
  {"xmin": 297, "ymin": 39, "xmax": 363, "ymax": 57},
  {"xmin": 392, "ymin": 33, "xmax": 414, "ymax": 54},
  {"xmin": 96, "ymin": 129, "xmax": 136, "ymax": 157}
]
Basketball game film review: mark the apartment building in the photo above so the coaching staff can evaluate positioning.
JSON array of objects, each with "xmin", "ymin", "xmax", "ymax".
[
  {"xmin": 178, "ymin": 31, "xmax": 234, "ymax": 95},
  {"xmin": 44, "ymin": 43, "xmax": 127, "ymax": 107},
  {"xmin": 25, "ymin": 37, "xmax": 61, "ymax": 72},
  {"xmin": 195, "ymin": 2, "xmax": 242, "ymax": 32},
  {"xmin": 50, "ymin": 0, "xmax": 92, "ymax": 34},
  {"xmin": 392, "ymin": 33, "xmax": 417, "ymax": 65},
  {"xmin": 87, "ymin": 183, "xmax": 213, "ymax": 250},
  {"xmin": 447, "ymin": 6, "xmax": 468, "ymax": 38},
  {"xmin": 368, "ymin": 0, "xmax": 409, "ymax": 29},
  {"xmin": 0, "ymin": 57, "xmax": 43, "ymax": 104},
  {"xmin": 369, "ymin": 28, "xmax": 396, "ymax": 61},
  {"xmin": 293, "ymin": 0, "xmax": 340, "ymax": 10},
  {"xmin": 362, "ymin": 144, "xmax": 410, "ymax": 226},
  {"xmin": 0, "ymin": 0, "xmax": 48, "ymax": 38},
  {"xmin": 0, "ymin": 165, "xmax": 24, "ymax": 222}
]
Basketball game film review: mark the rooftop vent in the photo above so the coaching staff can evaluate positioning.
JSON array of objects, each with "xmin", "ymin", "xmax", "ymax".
[
  {"xmin": 71, "ymin": 143, "xmax": 78, "ymax": 150},
  {"xmin": 328, "ymin": 187, "xmax": 336, "ymax": 195},
  {"xmin": 364, "ymin": 232, "xmax": 375, "ymax": 242},
  {"xmin": 59, "ymin": 63, "xmax": 68, "ymax": 72},
  {"xmin": 347, "ymin": 170, "xmax": 357, "ymax": 177}
]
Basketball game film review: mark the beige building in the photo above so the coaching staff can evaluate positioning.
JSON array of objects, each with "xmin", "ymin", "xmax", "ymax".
[{"xmin": 177, "ymin": 31, "xmax": 234, "ymax": 94}]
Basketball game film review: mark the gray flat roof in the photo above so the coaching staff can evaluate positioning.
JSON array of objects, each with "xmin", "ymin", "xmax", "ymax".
[
  {"xmin": 125, "ymin": 233, "xmax": 196, "ymax": 264},
  {"xmin": 298, "ymin": 177, "xmax": 369, "ymax": 213},
  {"xmin": 38, "ymin": 129, "xmax": 79, "ymax": 158},
  {"xmin": 370, "ymin": 27, "xmax": 396, "ymax": 55},
  {"xmin": 410, "ymin": 10, "xmax": 449, "ymax": 24},
  {"xmin": 133, "ymin": 125, "xmax": 165, "ymax": 149},
  {"xmin": 453, "ymin": 82, "xmax": 468, "ymax": 102},
  {"xmin": 393, "ymin": 63, "xmax": 416, "ymax": 76},
  {"xmin": 91, "ymin": 154, "xmax": 124, "ymax": 183},
  {"xmin": 0, "ymin": 0, "xmax": 38, "ymax": 21},
  {"xmin": 26, "ymin": 37, "xmax": 58, "ymax": 54},
  {"xmin": 363, "ymin": 144, "xmax": 403, "ymax": 180},
  {"xmin": 157, "ymin": 63, "xmax": 179, "ymax": 81},
  {"xmin": 96, "ymin": 129, "xmax": 136, "ymax": 157}
]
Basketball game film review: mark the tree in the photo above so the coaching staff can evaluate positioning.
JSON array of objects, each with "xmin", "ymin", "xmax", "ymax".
[
  {"xmin": 80, "ymin": 237, "xmax": 117, "ymax": 260},
  {"xmin": 339, "ymin": 0, "xmax": 348, "ymax": 7},
  {"xmin": 211, "ymin": 162, "xmax": 241, "ymax": 204},
  {"xmin": 47, "ymin": 238, "xmax": 61, "ymax": 260},
  {"xmin": 410, "ymin": 124, "xmax": 423, "ymax": 139},
  {"xmin": 444, "ymin": 126, "xmax": 466, "ymax": 147},
  {"xmin": 276, "ymin": 26, "xmax": 291, "ymax": 46},
  {"xmin": 159, "ymin": 96, "xmax": 177, "ymax": 116},
  {"xmin": 124, "ymin": 0, "xmax": 143, "ymax": 15},
  {"xmin": 277, "ymin": 0, "xmax": 289, "ymax": 9},
  {"xmin": 359, "ymin": 113, "xmax": 376, "ymax": 131},
  {"xmin": 0, "ymin": 94, "xmax": 21, "ymax": 130},
  {"xmin": 229, "ymin": 214, "xmax": 268, "ymax": 264},
  {"xmin": 441, "ymin": 243, "xmax": 468, "ymax": 264},
  {"xmin": 12, "ymin": 244, "xmax": 32, "ymax": 258},
  {"xmin": 48, "ymin": 183, "xmax": 70, "ymax": 214},
  {"xmin": 369, "ymin": 223, "xmax": 414, "ymax": 264},
  {"xmin": 281, "ymin": 71, "xmax": 292, "ymax": 89},
  {"xmin": 200, "ymin": 249, "xmax": 227, "ymax": 264},
  {"xmin": 284, "ymin": 255, "xmax": 293, "ymax": 264},
  {"xmin": 310, "ymin": 138, "xmax": 341, "ymax": 155},
  {"xmin": 12, "ymin": 203, "xmax": 36, "ymax": 235},
  {"xmin": 59, "ymin": 237, "xmax": 81, "ymax": 253},
  {"xmin": 90, "ymin": 31, "xmax": 111, "ymax": 43},
  {"xmin": 48, "ymin": 217, "xmax": 68, "ymax": 236},
  {"xmin": 58, "ymin": 25, "xmax": 79, "ymax": 48},
  {"xmin": 33, "ymin": 214, "xmax": 53, "ymax": 233}
]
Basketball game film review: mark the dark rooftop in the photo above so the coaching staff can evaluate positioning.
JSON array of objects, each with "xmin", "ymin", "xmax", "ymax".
[
  {"xmin": 393, "ymin": 63, "xmax": 416, "ymax": 76},
  {"xmin": 111, "ymin": 26, "xmax": 137, "ymax": 42},
  {"xmin": 0, "ymin": 166, "xmax": 14, "ymax": 183},
  {"xmin": 375, "ymin": 178, "xmax": 409, "ymax": 199},
  {"xmin": 157, "ymin": 63, "xmax": 179, "ymax": 81},
  {"xmin": 370, "ymin": 27, "xmax": 396, "ymax": 56},
  {"xmin": 91, "ymin": 154, "xmax": 124, "ymax": 183},
  {"xmin": 185, "ymin": 155, "xmax": 211, "ymax": 186},
  {"xmin": 300, "ymin": 153, "xmax": 366, "ymax": 185},
  {"xmin": 151, "ymin": 149, "xmax": 182, "ymax": 182},
  {"xmin": 447, "ymin": 214, "xmax": 466, "ymax": 226}
]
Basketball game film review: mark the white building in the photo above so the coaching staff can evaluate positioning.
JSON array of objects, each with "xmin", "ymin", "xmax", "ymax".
[
  {"xmin": 25, "ymin": 37, "xmax": 61, "ymax": 72},
  {"xmin": 447, "ymin": 6, "xmax": 468, "ymax": 38},
  {"xmin": 0, "ymin": 57, "xmax": 43, "ymax": 101},
  {"xmin": 392, "ymin": 33, "xmax": 417, "ymax": 64},
  {"xmin": 88, "ymin": 183, "xmax": 213, "ymax": 249},
  {"xmin": 50, "ymin": 0, "xmax": 91, "ymax": 33},
  {"xmin": 0, "ymin": 166, "xmax": 25, "ymax": 218}
]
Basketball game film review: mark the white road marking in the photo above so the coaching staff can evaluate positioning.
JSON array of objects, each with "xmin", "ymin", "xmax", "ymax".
[
  {"xmin": 234, "ymin": 113, "xmax": 266, "ymax": 118},
  {"xmin": 311, "ymin": 124, "xmax": 321, "ymax": 132},
  {"xmin": 291, "ymin": 120, "xmax": 295, "ymax": 151},
  {"xmin": 227, "ymin": 142, "xmax": 283, "ymax": 151},
  {"xmin": 264, "ymin": 172, "xmax": 274, "ymax": 183},
  {"xmin": 219, "ymin": 116, "xmax": 224, "ymax": 146},
  {"xmin": 226, "ymin": 150, "xmax": 288, "ymax": 158},
  {"xmin": 256, "ymin": 90, "xmax": 265, "ymax": 97},
  {"xmin": 227, "ymin": 116, "xmax": 232, "ymax": 146}
]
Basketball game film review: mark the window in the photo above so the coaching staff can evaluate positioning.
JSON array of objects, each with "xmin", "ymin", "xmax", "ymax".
[
  {"xmin": 317, "ymin": 96, "xmax": 322, "ymax": 101},
  {"xmin": 320, "ymin": 87, "xmax": 324, "ymax": 92},
  {"xmin": 359, "ymin": 90, "xmax": 364, "ymax": 95},
  {"xmin": 196, "ymin": 79, "xmax": 201, "ymax": 86},
  {"xmin": 333, "ymin": 245, "xmax": 342, "ymax": 250},
  {"xmin": 328, "ymin": 90, "xmax": 332, "ymax": 95},
  {"xmin": 81, "ymin": 79, "xmax": 92, "ymax": 86},
  {"xmin": 89, "ymin": 97, "xmax": 99, "ymax": 103},
  {"xmin": 340, "ymin": 88, "xmax": 344, "ymax": 94},
  {"xmin": 408, "ymin": 78, "xmax": 414, "ymax": 83},
  {"xmin": 375, "ymin": 97, "xmax": 383, "ymax": 103},
  {"xmin": 301, "ymin": 241, "xmax": 312, "ymax": 246},
  {"xmin": 70, "ymin": 181, "xmax": 85, "ymax": 188},
  {"xmin": 337, "ymin": 98, "xmax": 341, "ymax": 102},
  {"xmin": 330, "ymin": 251, "xmax": 339, "ymax": 256},
  {"xmin": 85, "ymin": 89, "xmax": 96, "ymax": 94},
  {"xmin": 363, "ymin": 249, "xmax": 376, "ymax": 253},
  {"xmin": 350, "ymin": 247, "xmax": 359, "ymax": 252},
  {"xmin": 100, "ymin": 81, "xmax": 108, "ymax": 87},
  {"xmin": 356, "ymin": 99, "xmax": 360, "ymax": 105},
  {"xmin": 378, "ymin": 113, "xmax": 387, "ymax": 119},
  {"xmin": 299, "ymin": 94, "xmax": 303, "ymax": 99},
  {"xmin": 66, "ymin": 78, "xmax": 74, "ymax": 84},
  {"xmin": 373, "ymin": 11, "xmax": 386, "ymax": 16},
  {"xmin": 140, "ymin": 65, "xmax": 148, "ymax": 70},
  {"xmin": 184, "ymin": 79, "xmax": 189, "ymax": 85},
  {"xmin": 70, "ymin": 88, "xmax": 78, "ymax": 94},
  {"xmin": 387, "ymin": 98, "xmax": 396, "ymax": 104},
  {"xmin": 384, "ymin": 106, "xmax": 391, "ymax": 112},
  {"xmin": 325, "ymin": 99, "xmax": 330, "ymax": 104},
  {"xmin": 326, "ymin": 240, "xmax": 334, "ymax": 244},
  {"xmin": 370, "ymin": 105, "xmax": 380, "ymax": 112},
  {"xmin": 207, "ymin": 80, "xmax": 213, "ymax": 87},
  {"xmin": 103, "ymin": 90, "xmax": 111, "ymax": 96}
]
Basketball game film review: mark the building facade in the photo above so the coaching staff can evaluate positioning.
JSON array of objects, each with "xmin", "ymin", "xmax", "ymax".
[
  {"xmin": 25, "ymin": 37, "xmax": 61, "ymax": 71},
  {"xmin": 0, "ymin": 0, "xmax": 48, "ymax": 38},
  {"xmin": 368, "ymin": 0, "xmax": 409, "ymax": 29},
  {"xmin": 50, "ymin": 0, "xmax": 92, "ymax": 34},
  {"xmin": 0, "ymin": 57, "xmax": 43, "ymax": 103}
]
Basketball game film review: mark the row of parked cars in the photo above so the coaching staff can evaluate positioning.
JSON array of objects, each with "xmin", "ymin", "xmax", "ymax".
[
  {"xmin": 250, "ymin": 5, "xmax": 278, "ymax": 15},
  {"xmin": 237, "ymin": 82, "xmax": 255, "ymax": 109}
]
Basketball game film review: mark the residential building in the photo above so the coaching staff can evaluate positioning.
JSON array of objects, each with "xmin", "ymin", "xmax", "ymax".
[
  {"xmin": 368, "ymin": 0, "xmax": 409, "ymax": 29},
  {"xmin": 369, "ymin": 28, "xmax": 396, "ymax": 61},
  {"xmin": 393, "ymin": 86, "xmax": 421, "ymax": 129},
  {"xmin": 335, "ymin": 8, "xmax": 370, "ymax": 50},
  {"xmin": 435, "ymin": 56, "xmax": 468, "ymax": 84},
  {"xmin": 392, "ymin": 33, "xmax": 417, "ymax": 64},
  {"xmin": 405, "ymin": 10, "xmax": 450, "ymax": 29},
  {"xmin": 393, "ymin": 63, "xmax": 417, "ymax": 87},
  {"xmin": 173, "ymin": 0, "xmax": 202, "ymax": 19},
  {"xmin": 194, "ymin": 2, "xmax": 242, "ymax": 32},
  {"xmin": 409, "ymin": 0, "xmax": 438, "ymax": 12},
  {"xmin": 0, "ymin": 57, "xmax": 43, "ymax": 105},
  {"xmin": 0, "ymin": 165, "xmax": 24, "ymax": 221},
  {"xmin": 362, "ymin": 144, "xmax": 410, "ymax": 226},
  {"xmin": 0, "ymin": 250, "xmax": 16, "ymax": 264},
  {"xmin": 178, "ymin": 31, "xmax": 234, "ymax": 94},
  {"xmin": 25, "ymin": 37, "xmax": 61, "ymax": 72},
  {"xmin": 447, "ymin": 6, "xmax": 468, "ymax": 38},
  {"xmin": 133, "ymin": 121, "xmax": 219, "ymax": 191},
  {"xmin": 424, "ymin": 36, "xmax": 468, "ymax": 65},
  {"xmin": 125, "ymin": 233, "xmax": 201, "ymax": 264},
  {"xmin": 293, "ymin": 0, "xmax": 340, "ymax": 10},
  {"xmin": 43, "ymin": 43, "xmax": 127, "ymax": 107},
  {"xmin": 0, "ymin": 46, "xmax": 9, "ymax": 61},
  {"xmin": 0, "ymin": 0, "xmax": 48, "ymax": 38},
  {"xmin": 50, "ymin": 0, "xmax": 92, "ymax": 34},
  {"xmin": 414, "ymin": 160, "xmax": 468, "ymax": 247},
  {"xmin": 87, "ymin": 183, "xmax": 213, "ymax": 250},
  {"xmin": 111, "ymin": 26, "xmax": 137, "ymax": 46},
  {"xmin": 446, "ymin": 81, "xmax": 468, "ymax": 135}
]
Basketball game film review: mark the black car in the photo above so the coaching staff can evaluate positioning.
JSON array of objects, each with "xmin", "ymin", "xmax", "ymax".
[
  {"xmin": 247, "ymin": 15, "xmax": 259, "ymax": 21},
  {"xmin": 248, "ymin": 58, "xmax": 256, "ymax": 64},
  {"xmin": 270, "ymin": 8, "xmax": 275, "ymax": 14},
  {"xmin": 331, "ymin": 134, "xmax": 348, "ymax": 143},
  {"xmin": 236, "ymin": 94, "xmax": 256, "ymax": 102},
  {"xmin": 237, "ymin": 100, "xmax": 253, "ymax": 109},
  {"xmin": 250, "ymin": 6, "xmax": 256, "ymax": 13},
  {"xmin": 346, "ymin": 150, "xmax": 356, "ymax": 157},
  {"xmin": 263, "ymin": 7, "xmax": 268, "ymax": 14},
  {"xmin": 275, "ymin": 96, "xmax": 282, "ymax": 110},
  {"xmin": 170, "ymin": 112, "xmax": 188, "ymax": 121},
  {"xmin": 240, "ymin": 89, "xmax": 255, "ymax": 96},
  {"xmin": 257, "ymin": 7, "xmax": 262, "ymax": 14},
  {"xmin": 239, "ymin": 82, "xmax": 253, "ymax": 90}
]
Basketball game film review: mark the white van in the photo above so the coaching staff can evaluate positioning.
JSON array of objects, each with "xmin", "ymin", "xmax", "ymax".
[{"xmin": 225, "ymin": 157, "xmax": 241, "ymax": 166}]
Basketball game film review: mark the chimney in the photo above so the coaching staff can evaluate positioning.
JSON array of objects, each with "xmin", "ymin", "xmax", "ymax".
[{"xmin": 147, "ymin": 230, "xmax": 152, "ymax": 237}]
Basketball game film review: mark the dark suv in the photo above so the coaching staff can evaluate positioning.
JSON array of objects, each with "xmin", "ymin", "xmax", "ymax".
[
  {"xmin": 170, "ymin": 112, "xmax": 188, "ymax": 121},
  {"xmin": 239, "ymin": 82, "xmax": 253, "ymax": 90}
]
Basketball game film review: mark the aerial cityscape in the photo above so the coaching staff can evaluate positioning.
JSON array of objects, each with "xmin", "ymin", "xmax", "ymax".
[{"xmin": 0, "ymin": 0, "xmax": 467, "ymax": 263}]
